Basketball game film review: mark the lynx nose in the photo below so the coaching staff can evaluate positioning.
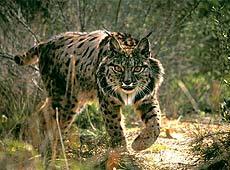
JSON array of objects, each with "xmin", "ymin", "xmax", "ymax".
[
  {"xmin": 124, "ymin": 79, "xmax": 132, "ymax": 86},
  {"xmin": 124, "ymin": 71, "xmax": 132, "ymax": 86}
]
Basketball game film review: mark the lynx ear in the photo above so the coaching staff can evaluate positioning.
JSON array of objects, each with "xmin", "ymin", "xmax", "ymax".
[
  {"xmin": 109, "ymin": 36, "xmax": 122, "ymax": 51},
  {"xmin": 136, "ymin": 37, "xmax": 150, "ymax": 56}
]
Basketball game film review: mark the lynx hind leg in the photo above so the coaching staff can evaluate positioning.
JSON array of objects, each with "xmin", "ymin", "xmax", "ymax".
[
  {"xmin": 37, "ymin": 98, "xmax": 59, "ymax": 160},
  {"xmin": 132, "ymin": 98, "xmax": 161, "ymax": 151},
  {"xmin": 47, "ymin": 98, "xmax": 80, "ymax": 160},
  {"xmin": 37, "ymin": 97, "xmax": 72, "ymax": 160}
]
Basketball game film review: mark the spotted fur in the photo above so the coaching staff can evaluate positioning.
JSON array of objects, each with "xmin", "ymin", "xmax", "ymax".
[{"xmin": 15, "ymin": 30, "xmax": 164, "ymax": 155}]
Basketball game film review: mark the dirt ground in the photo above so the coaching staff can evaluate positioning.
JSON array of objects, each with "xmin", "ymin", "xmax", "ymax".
[
  {"xmin": 122, "ymin": 116, "xmax": 229, "ymax": 170},
  {"xmin": 1, "ymin": 117, "xmax": 229, "ymax": 170},
  {"xmin": 124, "ymin": 119, "xmax": 196, "ymax": 170}
]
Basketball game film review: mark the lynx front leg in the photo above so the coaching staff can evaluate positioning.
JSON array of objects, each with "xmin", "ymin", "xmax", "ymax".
[
  {"xmin": 99, "ymin": 98, "xmax": 126, "ymax": 148},
  {"xmin": 132, "ymin": 97, "xmax": 161, "ymax": 151}
]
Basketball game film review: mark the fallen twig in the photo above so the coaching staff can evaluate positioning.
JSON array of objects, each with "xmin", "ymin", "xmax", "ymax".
[
  {"xmin": 55, "ymin": 108, "xmax": 70, "ymax": 170},
  {"xmin": 178, "ymin": 80, "xmax": 200, "ymax": 114}
]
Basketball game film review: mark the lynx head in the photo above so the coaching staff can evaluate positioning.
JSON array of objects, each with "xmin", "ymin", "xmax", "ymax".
[{"xmin": 97, "ymin": 34, "xmax": 163, "ymax": 104}]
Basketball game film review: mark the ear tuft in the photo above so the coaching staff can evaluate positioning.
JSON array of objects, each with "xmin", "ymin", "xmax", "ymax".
[{"xmin": 136, "ymin": 37, "xmax": 150, "ymax": 56}]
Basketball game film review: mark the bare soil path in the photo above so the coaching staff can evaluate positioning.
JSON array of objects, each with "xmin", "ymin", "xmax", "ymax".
[{"xmin": 1, "ymin": 117, "xmax": 228, "ymax": 170}]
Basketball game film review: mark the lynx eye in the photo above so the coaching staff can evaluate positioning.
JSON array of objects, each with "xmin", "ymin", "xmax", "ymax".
[
  {"xmin": 113, "ymin": 65, "xmax": 123, "ymax": 72},
  {"xmin": 133, "ymin": 66, "xmax": 143, "ymax": 73}
]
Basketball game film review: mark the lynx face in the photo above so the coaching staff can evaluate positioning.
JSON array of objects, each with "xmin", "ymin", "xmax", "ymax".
[{"xmin": 97, "ymin": 36, "xmax": 161, "ymax": 105}]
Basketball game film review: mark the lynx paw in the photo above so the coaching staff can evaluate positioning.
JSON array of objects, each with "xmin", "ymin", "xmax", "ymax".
[{"xmin": 131, "ymin": 126, "xmax": 160, "ymax": 151}]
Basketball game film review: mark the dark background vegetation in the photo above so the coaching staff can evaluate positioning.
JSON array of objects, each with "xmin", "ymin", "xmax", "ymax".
[
  {"xmin": 1, "ymin": 0, "xmax": 229, "ymax": 119},
  {"xmin": 0, "ymin": 0, "xmax": 229, "ymax": 169}
]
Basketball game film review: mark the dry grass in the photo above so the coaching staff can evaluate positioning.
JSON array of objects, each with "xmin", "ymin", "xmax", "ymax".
[
  {"xmin": 1, "ymin": 111, "xmax": 230, "ymax": 170},
  {"xmin": 190, "ymin": 123, "xmax": 230, "ymax": 170}
]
